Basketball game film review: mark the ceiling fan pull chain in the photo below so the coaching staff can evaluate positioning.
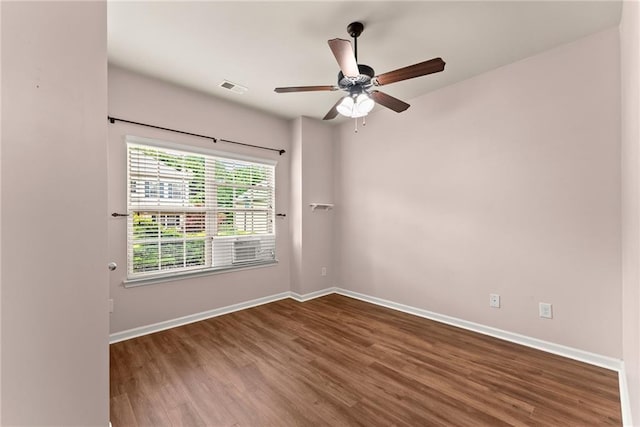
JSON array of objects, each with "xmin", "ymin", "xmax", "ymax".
[
  {"xmin": 354, "ymin": 118, "xmax": 358, "ymax": 133},
  {"xmin": 362, "ymin": 116, "xmax": 366, "ymax": 127}
]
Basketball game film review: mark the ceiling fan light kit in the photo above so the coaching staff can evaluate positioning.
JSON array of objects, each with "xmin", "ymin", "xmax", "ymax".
[
  {"xmin": 336, "ymin": 92, "xmax": 375, "ymax": 118},
  {"xmin": 274, "ymin": 21, "xmax": 446, "ymax": 131},
  {"xmin": 336, "ymin": 96, "xmax": 355, "ymax": 116}
]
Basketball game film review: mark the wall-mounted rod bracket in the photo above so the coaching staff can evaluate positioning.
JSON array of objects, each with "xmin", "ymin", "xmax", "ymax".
[{"xmin": 309, "ymin": 203, "xmax": 334, "ymax": 211}]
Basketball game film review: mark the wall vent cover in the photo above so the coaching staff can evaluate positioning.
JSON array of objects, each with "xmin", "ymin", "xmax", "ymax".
[{"xmin": 219, "ymin": 80, "xmax": 248, "ymax": 94}]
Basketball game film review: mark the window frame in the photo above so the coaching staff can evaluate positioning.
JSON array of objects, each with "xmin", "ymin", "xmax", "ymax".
[{"xmin": 123, "ymin": 135, "xmax": 278, "ymax": 287}]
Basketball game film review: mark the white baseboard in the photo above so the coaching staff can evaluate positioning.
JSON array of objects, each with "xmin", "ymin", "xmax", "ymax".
[
  {"xmin": 108, "ymin": 286, "xmax": 632, "ymax": 425},
  {"xmin": 618, "ymin": 363, "xmax": 634, "ymax": 427},
  {"xmin": 332, "ymin": 287, "xmax": 632, "ymax": 427},
  {"xmin": 109, "ymin": 291, "xmax": 291, "ymax": 344},
  {"xmin": 110, "ymin": 286, "xmax": 622, "ymax": 368},
  {"xmin": 108, "ymin": 288, "xmax": 337, "ymax": 344},
  {"xmin": 333, "ymin": 288, "xmax": 622, "ymax": 371},
  {"xmin": 290, "ymin": 287, "xmax": 337, "ymax": 302}
]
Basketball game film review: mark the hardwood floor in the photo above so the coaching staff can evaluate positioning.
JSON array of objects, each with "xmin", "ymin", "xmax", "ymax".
[{"xmin": 110, "ymin": 294, "xmax": 622, "ymax": 426}]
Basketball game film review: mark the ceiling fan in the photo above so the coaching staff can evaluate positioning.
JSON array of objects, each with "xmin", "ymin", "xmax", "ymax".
[{"xmin": 274, "ymin": 21, "xmax": 446, "ymax": 121}]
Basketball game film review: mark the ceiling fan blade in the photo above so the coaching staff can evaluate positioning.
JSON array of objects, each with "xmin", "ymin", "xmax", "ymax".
[
  {"xmin": 274, "ymin": 85, "xmax": 337, "ymax": 93},
  {"xmin": 323, "ymin": 97, "xmax": 345, "ymax": 120},
  {"xmin": 328, "ymin": 38, "xmax": 359, "ymax": 78},
  {"xmin": 374, "ymin": 58, "xmax": 445, "ymax": 86},
  {"xmin": 369, "ymin": 90, "xmax": 410, "ymax": 113}
]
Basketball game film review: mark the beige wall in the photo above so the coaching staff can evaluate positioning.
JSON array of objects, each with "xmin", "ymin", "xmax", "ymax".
[
  {"xmin": 300, "ymin": 118, "xmax": 335, "ymax": 294},
  {"xmin": 335, "ymin": 28, "xmax": 622, "ymax": 358},
  {"xmin": 290, "ymin": 118, "xmax": 304, "ymax": 294},
  {"xmin": 0, "ymin": 1, "xmax": 3, "ymax": 421},
  {"xmin": 621, "ymin": 0, "xmax": 640, "ymax": 422},
  {"xmin": 1, "ymin": 2, "xmax": 109, "ymax": 425},
  {"xmin": 289, "ymin": 117, "xmax": 335, "ymax": 295},
  {"xmin": 108, "ymin": 66, "xmax": 292, "ymax": 333},
  {"xmin": 0, "ymin": 2, "xmax": 631, "ymax": 423}
]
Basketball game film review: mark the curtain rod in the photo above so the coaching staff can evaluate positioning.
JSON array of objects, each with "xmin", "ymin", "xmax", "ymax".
[{"xmin": 107, "ymin": 116, "xmax": 286, "ymax": 156}]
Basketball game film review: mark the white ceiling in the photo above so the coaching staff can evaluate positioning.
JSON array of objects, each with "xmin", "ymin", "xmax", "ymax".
[{"xmin": 107, "ymin": 1, "xmax": 621, "ymax": 122}]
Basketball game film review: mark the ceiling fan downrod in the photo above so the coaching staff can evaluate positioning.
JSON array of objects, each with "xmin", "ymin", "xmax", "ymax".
[
  {"xmin": 348, "ymin": 22, "xmax": 367, "ymax": 133},
  {"xmin": 347, "ymin": 22, "xmax": 364, "ymax": 62}
]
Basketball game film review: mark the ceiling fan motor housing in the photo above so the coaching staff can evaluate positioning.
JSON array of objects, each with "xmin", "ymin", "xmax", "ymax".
[{"xmin": 337, "ymin": 64, "xmax": 375, "ymax": 90}]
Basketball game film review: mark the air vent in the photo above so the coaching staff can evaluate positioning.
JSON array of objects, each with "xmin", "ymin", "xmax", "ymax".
[
  {"xmin": 233, "ymin": 239, "xmax": 260, "ymax": 264},
  {"xmin": 219, "ymin": 80, "xmax": 248, "ymax": 95}
]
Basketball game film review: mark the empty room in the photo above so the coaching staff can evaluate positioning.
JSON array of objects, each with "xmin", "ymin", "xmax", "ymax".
[{"xmin": 1, "ymin": 1, "xmax": 640, "ymax": 426}]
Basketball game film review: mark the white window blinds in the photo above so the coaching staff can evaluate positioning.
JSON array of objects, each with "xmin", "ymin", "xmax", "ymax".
[{"xmin": 127, "ymin": 140, "xmax": 276, "ymax": 280}]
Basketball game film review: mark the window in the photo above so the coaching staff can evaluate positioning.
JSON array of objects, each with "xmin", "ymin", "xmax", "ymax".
[{"xmin": 126, "ymin": 138, "xmax": 276, "ymax": 281}]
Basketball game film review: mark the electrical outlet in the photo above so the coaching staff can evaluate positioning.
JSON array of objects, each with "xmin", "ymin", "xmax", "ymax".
[
  {"xmin": 321, "ymin": 267, "xmax": 327, "ymax": 276},
  {"xmin": 539, "ymin": 302, "xmax": 553, "ymax": 319},
  {"xmin": 489, "ymin": 293, "xmax": 500, "ymax": 308}
]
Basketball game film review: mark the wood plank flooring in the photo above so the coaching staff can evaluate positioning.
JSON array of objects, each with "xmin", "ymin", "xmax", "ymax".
[{"xmin": 110, "ymin": 294, "xmax": 622, "ymax": 426}]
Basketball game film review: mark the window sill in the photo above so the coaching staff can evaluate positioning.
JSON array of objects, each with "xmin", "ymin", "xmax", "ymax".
[{"xmin": 123, "ymin": 260, "xmax": 279, "ymax": 288}]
